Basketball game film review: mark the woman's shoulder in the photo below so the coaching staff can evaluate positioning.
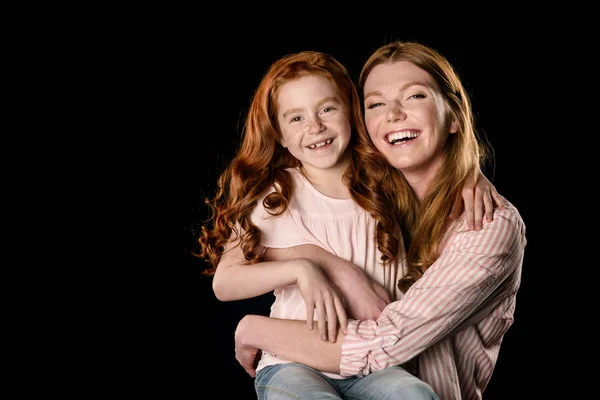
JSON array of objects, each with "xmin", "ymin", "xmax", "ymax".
[
  {"xmin": 476, "ymin": 196, "xmax": 526, "ymax": 247},
  {"xmin": 448, "ymin": 196, "xmax": 526, "ymax": 248},
  {"xmin": 495, "ymin": 196, "xmax": 525, "ymax": 229}
]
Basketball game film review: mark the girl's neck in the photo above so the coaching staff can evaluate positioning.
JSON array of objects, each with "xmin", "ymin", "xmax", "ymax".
[{"xmin": 300, "ymin": 158, "xmax": 351, "ymax": 200}]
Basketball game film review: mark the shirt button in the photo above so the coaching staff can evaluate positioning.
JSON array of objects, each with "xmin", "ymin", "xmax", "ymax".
[{"xmin": 384, "ymin": 336, "xmax": 398, "ymax": 345}]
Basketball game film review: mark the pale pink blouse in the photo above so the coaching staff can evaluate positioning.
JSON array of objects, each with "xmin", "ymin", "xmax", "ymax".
[
  {"xmin": 251, "ymin": 167, "xmax": 405, "ymax": 379},
  {"xmin": 340, "ymin": 200, "xmax": 526, "ymax": 400}
]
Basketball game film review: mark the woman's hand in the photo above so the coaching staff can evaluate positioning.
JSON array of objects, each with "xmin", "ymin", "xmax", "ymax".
[{"xmin": 234, "ymin": 316, "xmax": 261, "ymax": 377}]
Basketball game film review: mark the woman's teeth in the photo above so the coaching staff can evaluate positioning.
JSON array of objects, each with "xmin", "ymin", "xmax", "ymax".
[{"xmin": 386, "ymin": 131, "xmax": 418, "ymax": 144}]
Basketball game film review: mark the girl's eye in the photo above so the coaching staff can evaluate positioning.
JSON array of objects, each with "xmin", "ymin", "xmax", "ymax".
[
  {"xmin": 321, "ymin": 106, "xmax": 336, "ymax": 114},
  {"xmin": 408, "ymin": 93, "xmax": 426, "ymax": 100},
  {"xmin": 290, "ymin": 116, "xmax": 302, "ymax": 123}
]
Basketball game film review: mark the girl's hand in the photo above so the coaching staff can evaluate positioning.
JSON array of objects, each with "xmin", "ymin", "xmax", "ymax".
[
  {"xmin": 265, "ymin": 246, "xmax": 390, "ymax": 327},
  {"xmin": 295, "ymin": 259, "xmax": 347, "ymax": 342},
  {"xmin": 458, "ymin": 170, "xmax": 505, "ymax": 230}
]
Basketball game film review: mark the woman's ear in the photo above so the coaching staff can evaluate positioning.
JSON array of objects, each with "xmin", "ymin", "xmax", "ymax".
[{"xmin": 449, "ymin": 119, "xmax": 459, "ymax": 135}]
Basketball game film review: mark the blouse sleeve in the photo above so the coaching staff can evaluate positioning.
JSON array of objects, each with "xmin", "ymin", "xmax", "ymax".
[
  {"xmin": 249, "ymin": 189, "xmax": 316, "ymax": 249},
  {"xmin": 340, "ymin": 205, "xmax": 527, "ymax": 377}
]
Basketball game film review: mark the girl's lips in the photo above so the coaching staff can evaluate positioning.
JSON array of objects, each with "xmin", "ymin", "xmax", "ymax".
[{"xmin": 306, "ymin": 138, "xmax": 334, "ymax": 149}]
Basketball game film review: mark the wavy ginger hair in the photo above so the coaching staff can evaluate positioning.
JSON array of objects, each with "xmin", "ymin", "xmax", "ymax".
[
  {"xmin": 198, "ymin": 51, "xmax": 401, "ymax": 275},
  {"xmin": 356, "ymin": 41, "xmax": 491, "ymax": 292}
]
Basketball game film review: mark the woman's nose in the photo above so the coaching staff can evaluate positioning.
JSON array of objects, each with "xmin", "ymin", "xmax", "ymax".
[{"xmin": 387, "ymin": 102, "xmax": 406, "ymax": 122}]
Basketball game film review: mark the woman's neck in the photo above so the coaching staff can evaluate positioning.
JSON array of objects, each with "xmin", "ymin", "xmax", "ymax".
[
  {"xmin": 401, "ymin": 156, "xmax": 442, "ymax": 201},
  {"xmin": 404, "ymin": 173, "xmax": 432, "ymax": 201}
]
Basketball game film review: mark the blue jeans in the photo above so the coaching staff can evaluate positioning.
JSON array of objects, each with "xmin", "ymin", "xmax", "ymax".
[{"xmin": 255, "ymin": 363, "xmax": 439, "ymax": 399}]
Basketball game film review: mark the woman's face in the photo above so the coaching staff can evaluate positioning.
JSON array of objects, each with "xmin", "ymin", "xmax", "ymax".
[{"xmin": 363, "ymin": 61, "xmax": 457, "ymax": 182}]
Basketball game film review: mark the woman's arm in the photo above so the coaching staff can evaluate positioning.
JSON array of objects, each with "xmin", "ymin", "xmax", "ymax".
[
  {"xmin": 340, "ymin": 206, "xmax": 525, "ymax": 376},
  {"xmin": 235, "ymin": 314, "xmax": 343, "ymax": 378},
  {"xmin": 234, "ymin": 206, "xmax": 526, "ymax": 377}
]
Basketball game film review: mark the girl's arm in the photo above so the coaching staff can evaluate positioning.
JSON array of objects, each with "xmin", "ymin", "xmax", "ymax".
[
  {"xmin": 265, "ymin": 245, "xmax": 390, "ymax": 321},
  {"xmin": 213, "ymin": 237, "xmax": 347, "ymax": 342},
  {"xmin": 460, "ymin": 170, "xmax": 505, "ymax": 230},
  {"xmin": 213, "ymin": 238, "xmax": 297, "ymax": 301}
]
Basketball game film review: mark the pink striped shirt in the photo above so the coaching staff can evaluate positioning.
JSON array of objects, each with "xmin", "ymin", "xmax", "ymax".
[{"xmin": 340, "ymin": 200, "xmax": 526, "ymax": 400}]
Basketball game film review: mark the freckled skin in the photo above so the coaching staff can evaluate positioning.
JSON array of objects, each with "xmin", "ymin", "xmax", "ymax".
[{"xmin": 277, "ymin": 75, "xmax": 352, "ymax": 178}]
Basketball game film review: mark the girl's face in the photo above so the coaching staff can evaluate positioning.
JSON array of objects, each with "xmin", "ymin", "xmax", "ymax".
[
  {"xmin": 363, "ymin": 61, "xmax": 457, "ymax": 183},
  {"xmin": 276, "ymin": 75, "xmax": 351, "ymax": 175}
]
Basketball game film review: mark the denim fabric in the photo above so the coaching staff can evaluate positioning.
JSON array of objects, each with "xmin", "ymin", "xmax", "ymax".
[{"xmin": 255, "ymin": 363, "xmax": 439, "ymax": 399}]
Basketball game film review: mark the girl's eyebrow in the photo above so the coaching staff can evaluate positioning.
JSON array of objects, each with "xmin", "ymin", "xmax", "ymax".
[{"xmin": 281, "ymin": 97, "xmax": 340, "ymax": 119}]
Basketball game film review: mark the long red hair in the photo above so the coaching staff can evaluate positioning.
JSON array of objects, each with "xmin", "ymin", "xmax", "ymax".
[
  {"xmin": 197, "ymin": 51, "xmax": 402, "ymax": 275},
  {"xmin": 356, "ymin": 41, "xmax": 491, "ymax": 292}
]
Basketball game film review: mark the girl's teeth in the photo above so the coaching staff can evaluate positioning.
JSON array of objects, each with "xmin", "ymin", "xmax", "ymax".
[{"xmin": 309, "ymin": 138, "xmax": 333, "ymax": 149}]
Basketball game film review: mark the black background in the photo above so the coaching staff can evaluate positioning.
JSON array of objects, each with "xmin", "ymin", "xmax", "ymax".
[{"xmin": 183, "ymin": 33, "xmax": 544, "ymax": 399}]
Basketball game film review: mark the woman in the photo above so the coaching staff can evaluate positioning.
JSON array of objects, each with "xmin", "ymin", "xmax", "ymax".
[{"xmin": 233, "ymin": 41, "xmax": 526, "ymax": 400}]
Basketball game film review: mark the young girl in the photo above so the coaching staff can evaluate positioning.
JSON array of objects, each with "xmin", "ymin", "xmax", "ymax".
[
  {"xmin": 199, "ymin": 50, "xmax": 502, "ymax": 399},
  {"xmin": 233, "ymin": 42, "xmax": 526, "ymax": 400}
]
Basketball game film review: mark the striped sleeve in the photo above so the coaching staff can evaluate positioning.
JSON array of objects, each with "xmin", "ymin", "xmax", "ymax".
[{"xmin": 340, "ymin": 205, "xmax": 526, "ymax": 377}]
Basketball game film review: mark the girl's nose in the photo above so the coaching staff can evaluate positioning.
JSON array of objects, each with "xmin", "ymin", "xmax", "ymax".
[{"xmin": 307, "ymin": 118, "xmax": 325, "ymax": 134}]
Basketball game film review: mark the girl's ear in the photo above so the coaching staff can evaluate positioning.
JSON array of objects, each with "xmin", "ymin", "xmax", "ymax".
[{"xmin": 279, "ymin": 136, "xmax": 287, "ymax": 148}]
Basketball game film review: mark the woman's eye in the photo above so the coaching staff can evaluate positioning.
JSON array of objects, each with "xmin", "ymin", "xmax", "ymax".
[
  {"xmin": 367, "ymin": 102, "xmax": 383, "ymax": 109},
  {"xmin": 408, "ymin": 93, "xmax": 426, "ymax": 100}
]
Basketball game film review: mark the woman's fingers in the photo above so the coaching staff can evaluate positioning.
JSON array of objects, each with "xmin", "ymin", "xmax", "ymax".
[{"xmin": 335, "ymin": 296, "xmax": 347, "ymax": 336}]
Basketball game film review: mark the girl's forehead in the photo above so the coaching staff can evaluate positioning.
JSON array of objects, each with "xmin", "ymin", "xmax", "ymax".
[{"xmin": 278, "ymin": 75, "xmax": 339, "ymax": 102}]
